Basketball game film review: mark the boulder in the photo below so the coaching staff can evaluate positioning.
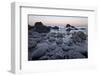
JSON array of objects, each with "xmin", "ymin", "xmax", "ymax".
[
  {"xmin": 66, "ymin": 24, "xmax": 71, "ymax": 28},
  {"xmin": 33, "ymin": 22, "xmax": 50, "ymax": 33},
  {"xmin": 31, "ymin": 47, "xmax": 47, "ymax": 60}
]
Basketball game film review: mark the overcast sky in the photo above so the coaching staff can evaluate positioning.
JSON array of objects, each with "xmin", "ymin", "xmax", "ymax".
[{"xmin": 28, "ymin": 15, "xmax": 88, "ymax": 27}]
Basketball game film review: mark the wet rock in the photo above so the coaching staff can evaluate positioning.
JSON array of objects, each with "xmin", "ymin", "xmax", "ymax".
[
  {"xmin": 62, "ymin": 44, "xmax": 73, "ymax": 51},
  {"xmin": 39, "ymin": 55, "xmax": 50, "ymax": 60},
  {"xmin": 56, "ymin": 38, "xmax": 63, "ymax": 45},
  {"xmin": 66, "ymin": 24, "xmax": 71, "ymax": 28},
  {"xmin": 31, "ymin": 42, "xmax": 49, "ymax": 60},
  {"xmin": 71, "ymin": 31, "xmax": 87, "ymax": 43},
  {"xmin": 37, "ymin": 42, "xmax": 49, "ymax": 50},
  {"xmin": 66, "ymin": 28, "xmax": 72, "ymax": 32},
  {"xmin": 31, "ymin": 32, "xmax": 41, "ymax": 38},
  {"xmin": 51, "ymin": 26, "xmax": 59, "ymax": 30},
  {"xmin": 28, "ymin": 38, "xmax": 37, "ymax": 48},
  {"xmin": 73, "ymin": 44, "xmax": 88, "ymax": 58},
  {"xmin": 31, "ymin": 47, "xmax": 47, "ymax": 60},
  {"xmin": 48, "ymin": 37, "xmax": 56, "ymax": 42},
  {"xmin": 33, "ymin": 22, "xmax": 50, "ymax": 33},
  {"xmin": 66, "ymin": 50, "xmax": 86, "ymax": 59},
  {"xmin": 47, "ymin": 32, "xmax": 57, "ymax": 38},
  {"xmin": 48, "ymin": 47, "xmax": 64, "ymax": 59},
  {"xmin": 48, "ymin": 42, "xmax": 57, "ymax": 50},
  {"xmin": 56, "ymin": 33, "xmax": 64, "ymax": 38}
]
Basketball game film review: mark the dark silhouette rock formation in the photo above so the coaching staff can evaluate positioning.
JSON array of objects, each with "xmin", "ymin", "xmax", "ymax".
[{"xmin": 33, "ymin": 22, "xmax": 50, "ymax": 33}]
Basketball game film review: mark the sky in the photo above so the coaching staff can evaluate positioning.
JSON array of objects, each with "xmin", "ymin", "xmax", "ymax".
[{"xmin": 28, "ymin": 15, "xmax": 88, "ymax": 27}]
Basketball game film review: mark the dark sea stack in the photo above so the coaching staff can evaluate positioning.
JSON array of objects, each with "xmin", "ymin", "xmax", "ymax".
[
  {"xmin": 33, "ymin": 22, "xmax": 50, "ymax": 33},
  {"xmin": 66, "ymin": 24, "xmax": 71, "ymax": 28}
]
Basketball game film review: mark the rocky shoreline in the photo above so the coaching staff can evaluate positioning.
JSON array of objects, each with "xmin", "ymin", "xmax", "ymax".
[{"xmin": 28, "ymin": 22, "xmax": 88, "ymax": 60}]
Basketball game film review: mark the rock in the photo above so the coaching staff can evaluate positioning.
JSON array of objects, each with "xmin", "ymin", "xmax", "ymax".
[
  {"xmin": 40, "ymin": 33, "xmax": 47, "ymax": 37},
  {"xmin": 70, "ymin": 26, "xmax": 78, "ymax": 30},
  {"xmin": 62, "ymin": 44, "xmax": 73, "ymax": 51},
  {"xmin": 37, "ymin": 42, "xmax": 49, "ymax": 50},
  {"xmin": 49, "ymin": 47, "xmax": 64, "ymax": 59},
  {"xmin": 80, "ymin": 28, "xmax": 86, "ymax": 30},
  {"xmin": 39, "ymin": 55, "xmax": 50, "ymax": 60},
  {"xmin": 72, "ymin": 44, "xmax": 88, "ymax": 58},
  {"xmin": 66, "ymin": 24, "xmax": 71, "ymax": 28},
  {"xmin": 48, "ymin": 42, "xmax": 57, "ymax": 50},
  {"xmin": 66, "ymin": 28, "xmax": 72, "ymax": 32},
  {"xmin": 33, "ymin": 22, "xmax": 51, "ymax": 33},
  {"xmin": 71, "ymin": 31, "xmax": 87, "ymax": 43},
  {"xmin": 31, "ymin": 42, "xmax": 49, "ymax": 60},
  {"xmin": 28, "ymin": 38, "xmax": 37, "ymax": 48},
  {"xmin": 66, "ymin": 50, "xmax": 86, "ymax": 59},
  {"xmin": 56, "ymin": 33, "xmax": 64, "ymax": 38},
  {"xmin": 48, "ymin": 37, "xmax": 56, "ymax": 42},
  {"xmin": 56, "ymin": 38, "xmax": 63, "ymax": 45},
  {"xmin": 31, "ymin": 47, "xmax": 47, "ymax": 60},
  {"xmin": 28, "ymin": 24, "xmax": 34, "ymax": 30},
  {"xmin": 51, "ymin": 26, "xmax": 59, "ymax": 30},
  {"xmin": 31, "ymin": 32, "xmax": 41, "ymax": 38},
  {"xmin": 28, "ymin": 32, "xmax": 42, "ymax": 43}
]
